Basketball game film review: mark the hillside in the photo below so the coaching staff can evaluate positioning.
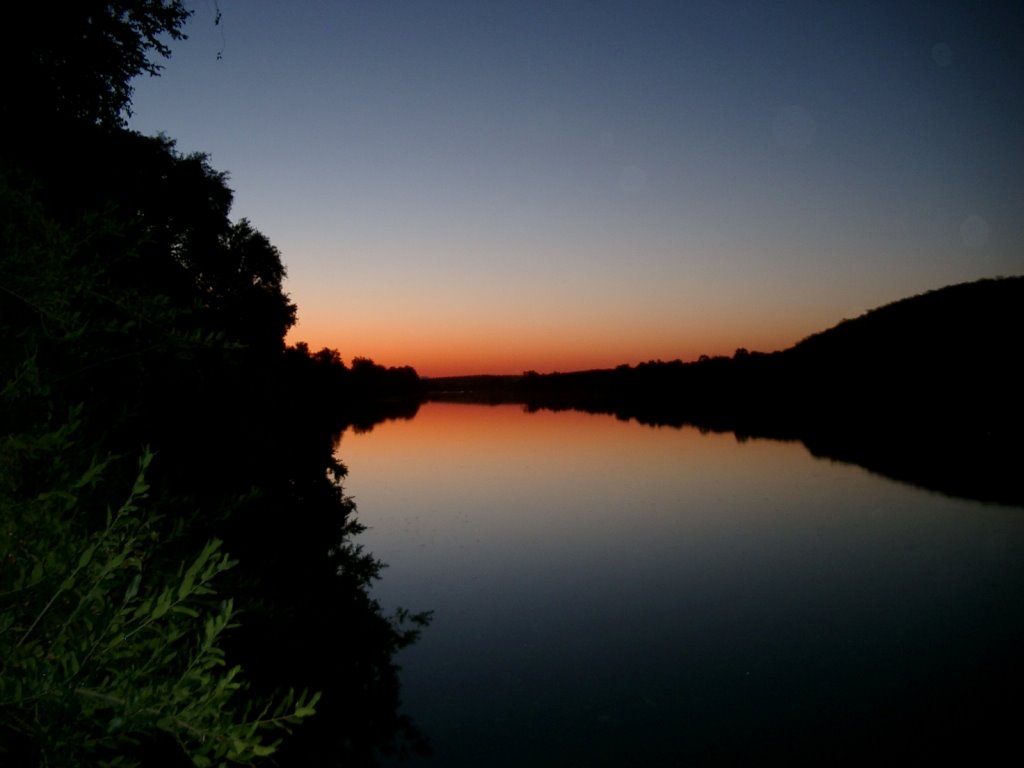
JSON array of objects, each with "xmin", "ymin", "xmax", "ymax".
[
  {"xmin": 790, "ymin": 276, "xmax": 1023, "ymax": 362},
  {"xmin": 500, "ymin": 276, "xmax": 1022, "ymax": 421},
  {"xmin": 782, "ymin": 276, "xmax": 1023, "ymax": 409},
  {"xmin": 427, "ymin": 277, "xmax": 1024, "ymax": 504}
]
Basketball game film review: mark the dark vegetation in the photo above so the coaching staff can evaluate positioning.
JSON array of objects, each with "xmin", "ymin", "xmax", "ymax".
[
  {"xmin": 3, "ymin": 3, "xmax": 1017, "ymax": 763},
  {"xmin": 427, "ymin": 277, "xmax": 1024, "ymax": 506},
  {"xmin": 1, "ymin": 3, "xmax": 426, "ymax": 766}
]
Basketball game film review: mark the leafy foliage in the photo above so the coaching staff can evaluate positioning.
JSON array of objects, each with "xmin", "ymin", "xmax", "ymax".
[
  {"xmin": 1, "ymin": 3, "xmax": 430, "ymax": 764},
  {"xmin": 0, "ymin": 180, "xmax": 315, "ymax": 764},
  {"xmin": 2, "ymin": 1, "xmax": 191, "ymax": 127},
  {"xmin": 0, "ymin": 424, "xmax": 319, "ymax": 767}
]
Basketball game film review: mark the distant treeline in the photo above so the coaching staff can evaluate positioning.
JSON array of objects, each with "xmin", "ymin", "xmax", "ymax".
[
  {"xmin": 426, "ymin": 277, "xmax": 1024, "ymax": 505},
  {"xmin": 285, "ymin": 344, "xmax": 424, "ymax": 432}
]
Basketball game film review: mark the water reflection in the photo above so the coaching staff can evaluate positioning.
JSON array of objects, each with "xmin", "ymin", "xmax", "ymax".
[{"xmin": 341, "ymin": 403, "xmax": 1024, "ymax": 765}]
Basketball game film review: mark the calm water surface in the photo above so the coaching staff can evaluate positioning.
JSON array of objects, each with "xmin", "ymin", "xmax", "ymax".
[{"xmin": 339, "ymin": 402, "xmax": 1024, "ymax": 765}]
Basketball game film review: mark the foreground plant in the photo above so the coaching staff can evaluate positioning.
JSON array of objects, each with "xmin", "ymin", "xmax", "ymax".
[{"xmin": 0, "ymin": 413, "xmax": 317, "ymax": 766}]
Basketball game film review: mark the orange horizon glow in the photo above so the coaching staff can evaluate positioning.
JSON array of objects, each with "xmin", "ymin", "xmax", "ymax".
[
  {"xmin": 280, "ymin": 263, "xmax": 928, "ymax": 377},
  {"xmin": 284, "ymin": 321, "xmax": 811, "ymax": 378},
  {"xmin": 278, "ymin": 256, "xmax": 913, "ymax": 377},
  {"xmin": 278, "ymin": 239, "xmax": 975, "ymax": 379}
]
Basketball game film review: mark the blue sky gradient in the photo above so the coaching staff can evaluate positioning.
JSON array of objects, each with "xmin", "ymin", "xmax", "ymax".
[{"xmin": 130, "ymin": 0, "xmax": 1024, "ymax": 375}]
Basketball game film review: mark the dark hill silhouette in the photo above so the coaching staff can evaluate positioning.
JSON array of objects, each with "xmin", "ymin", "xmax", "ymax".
[
  {"xmin": 790, "ymin": 276, "xmax": 1021, "ymax": 364},
  {"xmin": 426, "ymin": 277, "xmax": 1024, "ymax": 505},
  {"xmin": 781, "ymin": 276, "xmax": 1021, "ymax": 422}
]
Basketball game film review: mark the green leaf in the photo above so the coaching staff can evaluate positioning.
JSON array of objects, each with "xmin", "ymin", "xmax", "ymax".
[
  {"xmin": 124, "ymin": 573, "xmax": 141, "ymax": 601},
  {"xmin": 151, "ymin": 594, "xmax": 171, "ymax": 620},
  {"xmin": 178, "ymin": 569, "xmax": 195, "ymax": 601},
  {"xmin": 77, "ymin": 544, "xmax": 97, "ymax": 569},
  {"xmin": 75, "ymin": 457, "xmax": 109, "ymax": 489},
  {"xmin": 132, "ymin": 598, "xmax": 153, "ymax": 620}
]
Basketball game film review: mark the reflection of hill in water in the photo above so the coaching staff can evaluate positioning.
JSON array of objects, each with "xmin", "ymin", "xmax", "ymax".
[
  {"xmin": 528, "ymin": 400, "xmax": 1021, "ymax": 508},
  {"xmin": 426, "ymin": 277, "xmax": 1024, "ymax": 507},
  {"xmin": 800, "ymin": 428, "xmax": 1019, "ymax": 508}
]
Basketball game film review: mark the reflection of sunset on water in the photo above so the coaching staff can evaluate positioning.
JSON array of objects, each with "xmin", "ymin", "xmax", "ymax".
[
  {"xmin": 338, "ymin": 401, "xmax": 951, "ymax": 576},
  {"xmin": 337, "ymin": 402, "xmax": 1024, "ymax": 765},
  {"xmin": 339, "ymin": 401, "xmax": 813, "ymax": 500}
]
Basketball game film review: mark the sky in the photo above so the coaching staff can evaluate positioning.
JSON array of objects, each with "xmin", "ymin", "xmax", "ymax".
[{"xmin": 129, "ymin": 0, "xmax": 1024, "ymax": 377}]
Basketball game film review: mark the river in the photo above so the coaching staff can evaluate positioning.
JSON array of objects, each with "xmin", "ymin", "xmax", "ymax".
[{"xmin": 339, "ymin": 401, "xmax": 1024, "ymax": 765}]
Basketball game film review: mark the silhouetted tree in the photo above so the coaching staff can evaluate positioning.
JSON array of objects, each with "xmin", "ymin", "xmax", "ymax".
[
  {"xmin": 1, "ymin": 2, "xmax": 430, "ymax": 762},
  {"xmin": 2, "ymin": 0, "xmax": 191, "ymax": 128},
  {"xmin": 4, "ymin": 128, "xmax": 296, "ymax": 359}
]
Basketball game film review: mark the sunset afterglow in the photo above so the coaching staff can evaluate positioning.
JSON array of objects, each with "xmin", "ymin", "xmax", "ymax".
[{"xmin": 129, "ymin": 1, "xmax": 1024, "ymax": 377}]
